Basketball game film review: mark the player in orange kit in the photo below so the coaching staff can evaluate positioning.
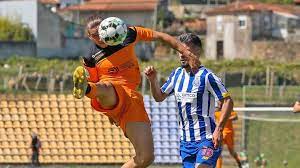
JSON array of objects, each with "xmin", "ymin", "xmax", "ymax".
[
  {"xmin": 215, "ymin": 103, "xmax": 242, "ymax": 168},
  {"xmin": 72, "ymin": 15, "xmax": 200, "ymax": 168}
]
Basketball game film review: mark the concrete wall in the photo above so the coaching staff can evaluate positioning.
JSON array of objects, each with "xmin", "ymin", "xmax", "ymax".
[
  {"xmin": 252, "ymin": 41, "xmax": 300, "ymax": 61},
  {"xmin": 250, "ymin": 11, "xmax": 273, "ymax": 40},
  {"xmin": 38, "ymin": 37, "xmax": 91, "ymax": 58},
  {"xmin": 37, "ymin": 3, "xmax": 63, "ymax": 56},
  {"xmin": 272, "ymin": 12, "xmax": 300, "ymax": 41},
  {"xmin": 206, "ymin": 14, "xmax": 252, "ymax": 60},
  {"xmin": 234, "ymin": 14, "xmax": 252, "ymax": 59},
  {"xmin": 0, "ymin": 38, "xmax": 91, "ymax": 58},
  {"xmin": 62, "ymin": 10, "xmax": 156, "ymax": 28},
  {"xmin": 0, "ymin": 0, "xmax": 38, "ymax": 38},
  {"xmin": 0, "ymin": 41, "xmax": 36, "ymax": 58}
]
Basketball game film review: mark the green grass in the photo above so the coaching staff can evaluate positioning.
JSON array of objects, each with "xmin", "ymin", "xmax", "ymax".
[
  {"xmin": 246, "ymin": 113, "xmax": 300, "ymax": 168},
  {"xmin": 228, "ymin": 86, "xmax": 300, "ymax": 105}
]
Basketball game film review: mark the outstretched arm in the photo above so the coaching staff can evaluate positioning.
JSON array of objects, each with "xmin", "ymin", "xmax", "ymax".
[
  {"xmin": 144, "ymin": 66, "xmax": 168, "ymax": 102},
  {"xmin": 152, "ymin": 31, "xmax": 201, "ymax": 71}
]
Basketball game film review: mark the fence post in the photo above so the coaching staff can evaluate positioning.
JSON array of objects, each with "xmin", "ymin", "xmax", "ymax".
[
  {"xmin": 48, "ymin": 70, "xmax": 55, "ymax": 93},
  {"xmin": 269, "ymin": 71, "xmax": 274, "ymax": 98},
  {"xmin": 141, "ymin": 74, "xmax": 147, "ymax": 95},
  {"xmin": 21, "ymin": 74, "xmax": 31, "ymax": 93},
  {"xmin": 15, "ymin": 66, "xmax": 23, "ymax": 90},
  {"xmin": 35, "ymin": 74, "xmax": 42, "ymax": 90},
  {"xmin": 241, "ymin": 110, "xmax": 246, "ymax": 150},
  {"xmin": 242, "ymin": 85, "xmax": 246, "ymax": 106},
  {"xmin": 266, "ymin": 66, "xmax": 270, "ymax": 97},
  {"xmin": 3, "ymin": 77, "xmax": 8, "ymax": 90},
  {"xmin": 241, "ymin": 69, "xmax": 246, "ymax": 85}
]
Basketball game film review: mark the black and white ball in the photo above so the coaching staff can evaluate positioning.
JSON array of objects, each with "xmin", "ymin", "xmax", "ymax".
[{"xmin": 98, "ymin": 17, "xmax": 127, "ymax": 46}]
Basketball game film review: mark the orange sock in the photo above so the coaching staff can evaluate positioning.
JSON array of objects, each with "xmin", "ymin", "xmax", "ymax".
[{"xmin": 86, "ymin": 82, "xmax": 98, "ymax": 99}]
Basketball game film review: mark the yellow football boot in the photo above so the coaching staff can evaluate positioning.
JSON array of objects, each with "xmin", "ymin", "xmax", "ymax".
[{"xmin": 73, "ymin": 66, "xmax": 89, "ymax": 99}]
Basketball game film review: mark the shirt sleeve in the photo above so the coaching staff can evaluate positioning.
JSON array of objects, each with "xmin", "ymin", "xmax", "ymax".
[
  {"xmin": 231, "ymin": 111, "xmax": 237, "ymax": 118},
  {"xmin": 134, "ymin": 26, "xmax": 154, "ymax": 42},
  {"xmin": 161, "ymin": 70, "xmax": 176, "ymax": 96},
  {"xmin": 214, "ymin": 111, "xmax": 221, "ymax": 122},
  {"xmin": 206, "ymin": 72, "xmax": 230, "ymax": 101}
]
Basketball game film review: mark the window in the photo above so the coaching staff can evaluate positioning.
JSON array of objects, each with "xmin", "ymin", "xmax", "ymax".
[
  {"xmin": 238, "ymin": 16, "xmax": 247, "ymax": 29},
  {"xmin": 217, "ymin": 16, "xmax": 223, "ymax": 32}
]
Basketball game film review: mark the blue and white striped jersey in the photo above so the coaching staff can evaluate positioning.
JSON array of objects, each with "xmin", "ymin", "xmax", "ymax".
[{"xmin": 161, "ymin": 66, "xmax": 230, "ymax": 142}]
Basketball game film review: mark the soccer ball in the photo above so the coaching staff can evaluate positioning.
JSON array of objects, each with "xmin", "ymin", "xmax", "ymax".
[{"xmin": 98, "ymin": 17, "xmax": 127, "ymax": 46}]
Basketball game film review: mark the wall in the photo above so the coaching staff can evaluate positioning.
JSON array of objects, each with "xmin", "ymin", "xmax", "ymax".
[
  {"xmin": 37, "ymin": 3, "xmax": 63, "ymax": 56},
  {"xmin": 233, "ymin": 14, "xmax": 252, "ymax": 59},
  {"xmin": 0, "ymin": 41, "xmax": 36, "ymax": 58},
  {"xmin": 252, "ymin": 41, "xmax": 300, "ymax": 61},
  {"xmin": 272, "ymin": 12, "xmax": 300, "ymax": 41},
  {"xmin": 250, "ymin": 11, "xmax": 273, "ymax": 40},
  {"xmin": 0, "ymin": 0, "xmax": 38, "ymax": 38},
  {"xmin": 37, "ymin": 38, "xmax": 92, "ymax": 58},
  {"xmin": 79, "ymin": 11, "xmax": 155, "ymax": 28},
  {"xmin": 206, "ymin": 14, "xmax": 252, "ymax": 60}
]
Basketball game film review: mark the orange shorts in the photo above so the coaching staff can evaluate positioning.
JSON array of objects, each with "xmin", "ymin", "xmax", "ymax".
[
  {"xmin": 223, "ymin": 131, "xmax": 234, "ymax": 149},
  {"xmin": 90, "ymin": 83, "xmax": 150, "ymax": 134}
]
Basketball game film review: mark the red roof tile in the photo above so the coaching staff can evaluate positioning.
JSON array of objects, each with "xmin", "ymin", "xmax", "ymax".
[
  {"xmin": 86, "ymin": 0, "xmax": 157, "ymax": 3},
  {"xmin": 206, "ymin": 1, "xmax": 300, "ymax": 15},
  {"xmin": 184, "ymin": 19, "xmax": 206, "ymax": 32},
  {"xmin": 39, "ymin": 0, "xmax": 59, "ymax": 4},
  {"xmin": 61, "ymin": 0, "xmax": 157, "ymax": 11}
]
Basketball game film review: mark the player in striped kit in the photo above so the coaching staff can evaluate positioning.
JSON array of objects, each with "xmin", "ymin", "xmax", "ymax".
[{"xmin": 145, "ymin": 33, "xmax": 233, "ymax": 168}]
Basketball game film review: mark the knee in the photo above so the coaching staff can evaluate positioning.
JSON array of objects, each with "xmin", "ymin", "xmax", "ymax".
[
  {"xmin": 135, "ymin": 153, "xmax": 155, "ymax": 167},
  {"xmin": 96, "ymin": 82, "xmax": 114, "ymax": 92}
]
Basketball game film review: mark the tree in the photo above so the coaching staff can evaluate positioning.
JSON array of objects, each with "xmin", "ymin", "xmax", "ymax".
[{"xmin": 0, "ymin": 17, "xmax": 34, "ymax": 41}]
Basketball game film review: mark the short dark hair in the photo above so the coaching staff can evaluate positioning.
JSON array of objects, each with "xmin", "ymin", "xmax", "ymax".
[
  {"xmin": 178, "ymin": 33, "xmax": 202, "ymax": 48},
  {"xmin": 85, "ymin": 15, "xmax": 103, "ymax": 34}
]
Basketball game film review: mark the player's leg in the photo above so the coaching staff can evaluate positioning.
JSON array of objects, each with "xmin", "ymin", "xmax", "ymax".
[
  {"xmin": 226, "ymin": 133, "xmax": 242, "ymax": 168},
  {"xmin": 179, "ymin": 142, "xmax": 197, "ymax": 168},
  {"xmin": 181, "ymin": 155, "xmax": 197, "ymax": 168},
  {"xmin": 216, "ymin": 142, "xmax": 223, "ymax": 168},
  {"xmin": 121, "ymin": 122, "xmax": 154, "ymax": 168},
  {"xmin": 195, "ymin": 140, "xmax": 222, "ymax": 168},
  {"xmin": 227, "ymin": 146, "xmax": 242, "ymax": 168},
  {"xmin": 216, "ymin": 155, "xmax": 222, "ymax": 168},
  {"xmin": 73, "ymin": 66, "xmax": 118, "ymax": 108}
]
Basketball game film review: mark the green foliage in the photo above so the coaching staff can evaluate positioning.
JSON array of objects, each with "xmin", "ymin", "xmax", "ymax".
[
  {"xmin": 1, "ymin": 57, "xmax": 299, "ymax": 79},
  {"xmin": 140, "ymin": 59, "xmax": 300, "ymax": 77},
  {"xmin": 0, "ymin": 17, "xmax": 34, "ymax": 41},
  {"xmin": 0, "ymin": 56, "xmax": 80, "ymax": 77}
]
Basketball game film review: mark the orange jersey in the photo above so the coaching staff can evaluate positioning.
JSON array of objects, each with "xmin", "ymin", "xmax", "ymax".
[
  {"xmin": 215, "ymin": 111, "xmax": 237, "ymax": 133},
  {"xmin": 83, "ymin": 26, "xmax": 154, "ymax": 90}
]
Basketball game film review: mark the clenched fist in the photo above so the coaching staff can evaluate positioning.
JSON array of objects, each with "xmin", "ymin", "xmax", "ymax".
[{"xmin": 144, "ymin": 66, "xmax": 157, "ymax": 82}]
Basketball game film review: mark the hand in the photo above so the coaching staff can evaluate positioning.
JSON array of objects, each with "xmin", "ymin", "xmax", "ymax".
[
  {"xmin": 144, "ymin": 66, "xmax": 157, "ymax": 82},
  {"xmin": 293, "ymin": 101, "xmax": 300, "ymax": 113},
  {"xmin": 182, "ymin": 50, "xmax": 201, "ymax": 73},
  {"xmin": 212, "ymin": 128, "xmax": 223, "ymax": 149}
]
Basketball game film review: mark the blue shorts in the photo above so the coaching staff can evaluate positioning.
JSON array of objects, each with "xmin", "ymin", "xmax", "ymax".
[{"xmin": 180, "ymin": 139, "xmax": 222, "ymax": 168}]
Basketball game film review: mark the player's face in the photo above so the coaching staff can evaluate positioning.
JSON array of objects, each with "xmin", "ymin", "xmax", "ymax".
[
  {"xmin": 88, "ymin": 27, "xmax": 107, "ymax": 47},
  {"xmin": 179, "ymin": 43, "xmax": 201, "ymax": 69}
]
